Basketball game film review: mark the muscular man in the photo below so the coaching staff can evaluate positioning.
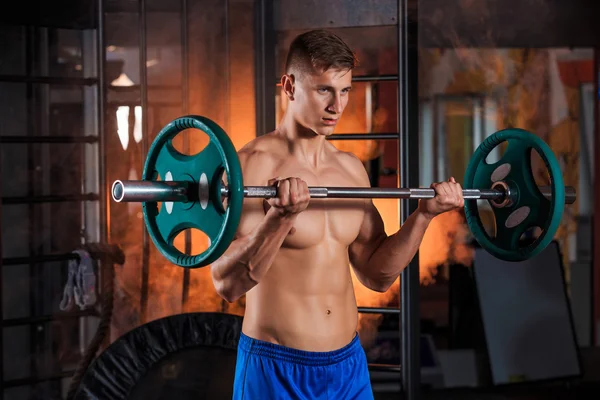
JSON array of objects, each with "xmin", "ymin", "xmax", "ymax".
[{"xmin": 211, "ymin": 29, "xmax": 464, "ymax": 399}]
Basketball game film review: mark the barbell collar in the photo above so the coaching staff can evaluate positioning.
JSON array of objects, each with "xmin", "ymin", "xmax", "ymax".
[{"xmin": 112, "ymin": 180, "xmax": 190, "ymax": 203}]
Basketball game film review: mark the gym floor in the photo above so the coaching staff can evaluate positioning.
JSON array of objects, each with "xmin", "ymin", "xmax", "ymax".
[{"xmin": 1, "ymin": 1, "xmax": 599, "ymax": 399}]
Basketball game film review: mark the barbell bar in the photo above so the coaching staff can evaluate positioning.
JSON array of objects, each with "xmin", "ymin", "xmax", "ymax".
[{"xmin": 111, "ymin": 179, "xmax": 577, "ymax": 204}]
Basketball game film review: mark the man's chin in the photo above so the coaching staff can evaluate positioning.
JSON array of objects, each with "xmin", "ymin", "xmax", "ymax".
[{"xmin": 314, "ymin": 126, "xmax": 336, "ymax": 136}]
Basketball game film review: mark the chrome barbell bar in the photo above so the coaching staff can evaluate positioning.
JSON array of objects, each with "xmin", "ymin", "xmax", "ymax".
[{"xmin": 111, "ymin": 180, "xmax": 577, "ymax": 204}]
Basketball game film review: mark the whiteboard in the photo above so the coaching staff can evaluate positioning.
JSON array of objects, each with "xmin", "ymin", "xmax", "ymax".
[{"xmin": 473, "ymin": 241, "xmax": 581, "ymax": 384}]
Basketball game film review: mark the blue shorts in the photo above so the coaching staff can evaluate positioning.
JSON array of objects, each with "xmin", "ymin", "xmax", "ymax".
[{"xmin": 232, "ymin": 332, "xmax": 374, "ymax": 400}]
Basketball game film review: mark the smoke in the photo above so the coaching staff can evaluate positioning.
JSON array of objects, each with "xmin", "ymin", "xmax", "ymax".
[
  {"xmin": 420, "ymin": 209, "xmax": 474, "ymax": 284},
  {"xmin": 145, "ymin": 251, "xmax": 184, "ymax": 321},
  {"xmin": 186, "ymin": 268, "xmax": 228, "ymax": 313},
  {"xmin": 111, "ymin": 236, "xmax": 144, "ymax": 342}
]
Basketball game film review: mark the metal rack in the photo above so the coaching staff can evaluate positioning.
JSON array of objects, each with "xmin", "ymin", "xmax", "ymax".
[
  {"xmin": 133, "ymin": 0, "xmax": 194, "ymax": 319},
  {"xmin": 0, "ymin": 0, "xmax": 107, "ymax": 397},
  {"xmin": 255, "ymin": 0, "xmax": 421, "ymax": 398},
  {"xmin": 180, "ymin": 0, "xmax": 192, "ymax": 311},
  {"xmin": 138, "ymin": 0, "xmax": 151, "ymax": 326}
]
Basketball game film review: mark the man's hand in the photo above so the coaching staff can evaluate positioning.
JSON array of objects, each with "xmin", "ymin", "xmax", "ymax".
[
  {"xmin": 418, "ymin": 177, "xmax": 464, "ymax": 220},
  {"xmin": 263, "ymin": 177, "xmax": 310, "ymax": 219}
]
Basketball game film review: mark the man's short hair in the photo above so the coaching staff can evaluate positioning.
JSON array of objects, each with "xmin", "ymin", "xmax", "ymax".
[{"xmin": 284, "ymin": 29, "xmax": 358, "ymax": 77}]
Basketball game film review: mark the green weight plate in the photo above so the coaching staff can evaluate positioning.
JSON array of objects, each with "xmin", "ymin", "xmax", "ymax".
[
  {"xmin": 142, "ymin": 115, "xmax": 243, "ymax": 268},
  {"xmin": 464, "ymin": 128, "xmax": 565, "ymax": 261}
]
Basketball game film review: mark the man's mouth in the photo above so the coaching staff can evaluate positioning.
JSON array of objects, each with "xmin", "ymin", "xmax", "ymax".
[{"xmin": 322, "ymin": 117, "xmax": 338, "ymax": 125}]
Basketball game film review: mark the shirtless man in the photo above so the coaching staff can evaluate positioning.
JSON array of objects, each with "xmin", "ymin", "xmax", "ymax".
[{"xmin": 211, "ymin": 29, "xmax": 464, "ymax": 399}]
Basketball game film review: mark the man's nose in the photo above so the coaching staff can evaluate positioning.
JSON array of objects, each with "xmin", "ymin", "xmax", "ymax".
[{"xmin": 327, "ymin": 94, "xmax": 343, "ymax": 114}]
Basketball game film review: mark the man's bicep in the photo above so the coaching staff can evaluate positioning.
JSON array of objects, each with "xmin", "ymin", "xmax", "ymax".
[
  {"xmin": 344, "ymin": 152, "xmax": 387, "ymax": 267},
  {"xmin": 232, "ymin": 149, "xmax": 271, "ymax": 239},
  {"xmin": 349, "ymin": 200, "xmax": 387, "ymax": 270}
]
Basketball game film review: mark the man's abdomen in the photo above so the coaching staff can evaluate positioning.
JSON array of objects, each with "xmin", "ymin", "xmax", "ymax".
[{"xmin": 242, "ymin": 247, "xmax": 359, "ymax": 352}]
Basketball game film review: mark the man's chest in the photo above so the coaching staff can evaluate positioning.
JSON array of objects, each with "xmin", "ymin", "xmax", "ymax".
[{"xmin": 271, "ymin": 163, "xmax": 366, "ymax": 248}]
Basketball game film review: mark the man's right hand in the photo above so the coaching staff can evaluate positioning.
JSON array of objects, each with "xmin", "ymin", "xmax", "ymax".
[{"xmin": 264, "ymin": 177, "xmax": 310, "ymax": 218}]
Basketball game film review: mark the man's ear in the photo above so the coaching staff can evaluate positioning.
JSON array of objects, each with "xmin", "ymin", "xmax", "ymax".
[{"xmin": 281, "ymin": 73, "xmax": 295, "ymax": 100}]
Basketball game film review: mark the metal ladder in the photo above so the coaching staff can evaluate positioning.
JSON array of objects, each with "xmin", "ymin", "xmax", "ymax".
[{"xmin": 254, "ymin": 0, "xmax": 421, "ymax": 398}]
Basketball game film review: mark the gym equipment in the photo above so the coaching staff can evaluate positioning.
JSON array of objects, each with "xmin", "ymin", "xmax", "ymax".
[
  {"xmin": 111, "ymin": 115, "xmax": 576, "ymax": 267},
  {"xmin": 73, "ymin": 312, "xmax": 242, "ymax": 400},
  {"xmin": 464, "ymin": 129, "xmax": 566, "ymax": 261},
  {"xmin": 137, "ymin": 116, "xmax": 243, "ymax": 268}
]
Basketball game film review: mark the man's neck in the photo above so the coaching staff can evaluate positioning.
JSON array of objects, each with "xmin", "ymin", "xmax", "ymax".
[{"xmin": 277, "ymin": 113, "xmax": 328, "ymax": 168}]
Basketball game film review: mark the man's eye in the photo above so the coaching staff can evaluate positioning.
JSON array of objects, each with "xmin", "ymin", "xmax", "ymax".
[{"xmin": 318, "ymin": 88, "xmax": 328, "ymax": 93}]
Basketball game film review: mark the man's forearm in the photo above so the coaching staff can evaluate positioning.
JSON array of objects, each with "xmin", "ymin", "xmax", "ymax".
[
  {"xmin": 211, "ymin": 209, "xmax": 295, "ymax": 302},
  {"xmin": 366, "ymin": 208, "xmax": 433, "ymax": 291}
]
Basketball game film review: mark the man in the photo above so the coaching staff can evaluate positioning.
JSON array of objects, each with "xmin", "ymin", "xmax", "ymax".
[{"xmin": 211, "ymin": 29, "xmax": 464, "ymax": 399}]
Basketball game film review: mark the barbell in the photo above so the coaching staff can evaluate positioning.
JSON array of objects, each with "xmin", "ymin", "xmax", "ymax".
[{"xmin": 111, "ymin": 115, "xmax": 576, "ymax": 267}]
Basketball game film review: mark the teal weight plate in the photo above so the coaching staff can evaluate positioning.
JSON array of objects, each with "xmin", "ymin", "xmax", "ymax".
[
  {"xmin": 463, "ymin": 128, "xmax": 565, "ymax": 261},
  {"xmin": 142, "ymin": 115, "xmax": 243, "ymax": 268}
]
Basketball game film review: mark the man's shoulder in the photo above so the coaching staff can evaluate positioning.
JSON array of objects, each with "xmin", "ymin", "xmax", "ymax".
[
  {"xmin": 330, "ymin": 146, "xmax": 365, "ymax": 170},
  {"xmin": 237, "ymin": 133, "xmax": 284, "ymax": 169},
  {"xmin": 330, "ymin": 146, "xmax": 370, "ymax": 185}
]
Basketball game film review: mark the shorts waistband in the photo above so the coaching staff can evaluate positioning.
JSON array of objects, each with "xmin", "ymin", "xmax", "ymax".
[{"xmin": 238, "ymin": 332, "xmax": 362, "ymax": 366}]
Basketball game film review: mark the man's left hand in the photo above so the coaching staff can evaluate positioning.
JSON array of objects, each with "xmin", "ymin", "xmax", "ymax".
[{"xmin": 418, "ymin": 177, "xmax": 464, "ymax": 220}]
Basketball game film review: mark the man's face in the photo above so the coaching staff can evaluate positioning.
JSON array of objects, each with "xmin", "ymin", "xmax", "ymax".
[{"xmin": 286, "ymin": 67, "xmax": 352, "ymax": 136}]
